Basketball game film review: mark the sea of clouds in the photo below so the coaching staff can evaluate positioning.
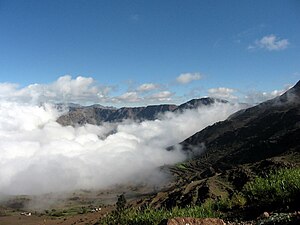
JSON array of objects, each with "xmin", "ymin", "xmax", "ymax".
[{"xmin": 0, "ymin": 76, "xmax": 245, "ymax": 195}]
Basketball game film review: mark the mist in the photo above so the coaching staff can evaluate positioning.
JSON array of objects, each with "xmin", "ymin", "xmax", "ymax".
[{"xmin": 0, "ymin": 100, "xmax": 244, "ymax": 195}]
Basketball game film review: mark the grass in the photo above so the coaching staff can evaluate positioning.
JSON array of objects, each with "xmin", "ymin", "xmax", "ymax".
[
  {"xmin": 213, "ymin": 193, "xmax": 247, "ymax": 211},
  {"xmin": 100, "ymin": 168, "xmax": 300, "ymax": 225},
  {"xmin": 101, "ymin": 202, "xmax": 220, "ymax": 225},
  {"xmin": 243, "ymin": 168, "xmax": 300, "ymax": 206}
]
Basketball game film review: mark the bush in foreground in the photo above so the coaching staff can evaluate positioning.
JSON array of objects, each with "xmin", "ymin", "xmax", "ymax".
[
  {"xmin": 243, "ymin": 168, "xmax": 300, "ymax": 206},
  {"xmin": 101, "ymin": 202, "xmax": 219, "ymax": 225},
  {"xmin": 100, "ymin": 168, "xmax": 300, "ymax": 225}
]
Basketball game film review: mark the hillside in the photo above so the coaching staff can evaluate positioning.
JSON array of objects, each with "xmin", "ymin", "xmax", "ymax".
[
  {"xmin": 143, "ymin": 80, "xmax": 300, "ymax": 216},
  {"xmin": 180, "ymin": 79, "xmax": 300, "ymax": 168}
]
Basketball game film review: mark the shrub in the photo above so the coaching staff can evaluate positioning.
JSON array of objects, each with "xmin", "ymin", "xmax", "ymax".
[
  {"xmin": 100, "ymin": 203, "xmax": 219, "ymax": 225},
  {"xmin": 116, "ymin": 193, "xmax": 127, "ymax": 213},
  {"xmin": 212, "ymin": 193, "xmax": 247, "ymax": 211},
  {"xmin": 242, "ymin": 168, "xmax": 300, "ymax": 205}
]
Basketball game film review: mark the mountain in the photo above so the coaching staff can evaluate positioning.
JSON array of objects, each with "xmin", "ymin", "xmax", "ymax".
[
  {"xmin": 56, "ymin": 104, "xmax": 118, "ymax": 126},
  {"xmin": 180, "ymin": 80, "xmax": 300, "ymax": 166},
  {"xmin": 107, "ymin": 104, "xmax": 178, "ymax": 122},
  {"xmin": 56, "ymin": 97, "xmax": 224, "ymax": 126},
  {"xmin": 143, "ymin": 80, "xmax": 300, "ymax": 210}
]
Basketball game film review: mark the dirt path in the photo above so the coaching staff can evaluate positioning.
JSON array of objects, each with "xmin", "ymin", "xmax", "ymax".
[{"xmin": 0, "ymin": 206, "xmax": 113, "ymax": 225}]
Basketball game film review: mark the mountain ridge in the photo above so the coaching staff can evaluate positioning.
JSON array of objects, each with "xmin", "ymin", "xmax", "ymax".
[{"xmin": 56, "ymin": 97, "xmax": 230, "ymax": 126}]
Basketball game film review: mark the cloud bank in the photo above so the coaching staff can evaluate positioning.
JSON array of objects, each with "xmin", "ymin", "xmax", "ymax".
[
  {"xmin": 0, "ymin": 99, "xmax": 243, "ymax": 195},
  {"xmin": 0, "ymin": 75, "xmax": 112, "ymax": 104},
  {"xmin": 0, "ymin": 76, "xmax": 175, "ymax": 106},
  {"xmin": 1, "ymin": 75, "xmax": 288, "ymax": 107}
]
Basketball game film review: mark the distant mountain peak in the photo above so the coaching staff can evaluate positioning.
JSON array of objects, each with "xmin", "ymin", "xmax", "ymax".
[{"xmin": 57, "ymin": 97, "xmax": 230, "ymax": 126}]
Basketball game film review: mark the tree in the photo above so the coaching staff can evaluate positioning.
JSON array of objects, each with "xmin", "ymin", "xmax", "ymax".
[{"xmin": 116, "ymin": 193, "xmax": 127, "ymax": 213}]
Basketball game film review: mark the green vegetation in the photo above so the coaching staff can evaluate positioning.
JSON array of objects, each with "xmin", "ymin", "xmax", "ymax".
[
  {"xmin": 116, "ymin": 193, "xmax": 127, "ymax": 213},
  {"xmin": 99, "ymin": 168, "xmax": 300, "ymax": 225},
  {"xmin": 175, "ymin": 162, "xmax": 187, "ymax": 170},
  {"xmin": 243, "ymin": 168, "xmax": 300, "ymax": 205},
  {"xmin": 213, "ymin": 193, "xmax": 247, "ymax": 211},
  {"xmin": 101, "ymin": 202, "xmax": 219, "ymax": 225}
]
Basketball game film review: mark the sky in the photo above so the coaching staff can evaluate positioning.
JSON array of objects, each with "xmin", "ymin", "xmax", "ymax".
[{"xmin": 0, "ymin": 0, "xmax": 299, "ymax": 106}]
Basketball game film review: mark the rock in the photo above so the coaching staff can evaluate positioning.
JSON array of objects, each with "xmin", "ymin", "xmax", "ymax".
[
  {"xmin": 261, "ymin": 211, "xmax": 270, "ymax": 218},
  {"xmin": 159, "ymin": 217, "xmax": 226, "ymax": 225}
]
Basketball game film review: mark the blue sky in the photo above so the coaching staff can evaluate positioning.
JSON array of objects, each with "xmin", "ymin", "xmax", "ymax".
[{"xmin": 0, "ymin": 0, "xmax": 299, "ymax": 106}]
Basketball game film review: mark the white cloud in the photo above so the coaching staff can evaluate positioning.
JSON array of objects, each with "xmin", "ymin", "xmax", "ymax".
[
  {"xmin": 0, "ymin": 75, "xmax": 112, "ymax": 104},
  {"xmin": 176, "ymin": 73, "xmax": 202, "ymax": 84},
  {"xmin": 116, "ymin": 91, "xmax": 141, "ymax": 103},
  {"xmin": 0, "ymin": 76, "xmax": 175, "ymax": 105},
  {"xmin": 0, "ymin": 100, "xmax": 244, "ymax": 195},
  {"xmin": 208, "ymin": 87, "xmax": 238, "ymax": 100},
  {"xmin": 207, "ymin": 85, "xmax": 291, "ymax": 104},
  {"xmin": 248, "ymin": 34, "xmax": 289, "ymax": 51},
  {"xmin": 149, "ymin": 91, "xmax": 174, "ymax": 101},
  {"xmin": 113, "ymin": 90, "xmax": 175, "ymax": 104},
  {"xmin": 244, "ymin": 86, "xmax": 292, "ymax": 104},
  {"xmin": 137, "ymin": 83, "xmax": 159, "ymax": 92}
]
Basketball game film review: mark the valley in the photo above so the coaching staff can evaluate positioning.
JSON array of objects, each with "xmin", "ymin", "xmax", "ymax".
[{"xmin": 1, "ymin": 80, "xmax": 300, "ymax": 224}]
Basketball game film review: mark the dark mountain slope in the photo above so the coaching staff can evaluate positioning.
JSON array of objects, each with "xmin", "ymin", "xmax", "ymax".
[
  {"xmin": 106, "ymin": 104, "xmax": 178, "ymax": 122},
  {"xmin": 181, "ymin": 80, "xmax": 300, "ymax": 169},
  {"xmin": 144, "ymin": 80, "xmax": 300, "ymax": 209},
  {"xmin": 56, "ymin": 105, "xmax": 117, "ymax": 126},
  {"xmin": 137, "ymin": 104, "xmax": 178, "ymax": 120}
]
